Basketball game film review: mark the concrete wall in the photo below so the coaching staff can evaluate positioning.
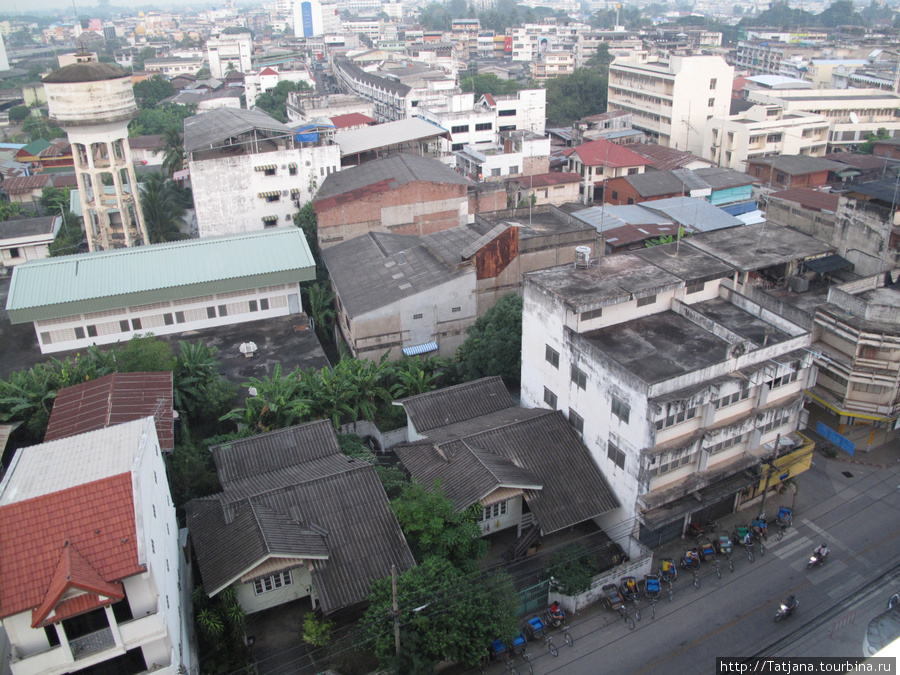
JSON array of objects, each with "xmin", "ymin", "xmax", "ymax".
[{"xmin": 552, "ymin": 548, "xmax": 653, "ymax": 613}]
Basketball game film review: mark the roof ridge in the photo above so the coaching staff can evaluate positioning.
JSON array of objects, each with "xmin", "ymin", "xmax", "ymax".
[
  {"xmin": 463, "ymin": 439, "xmax": 506, "ymax": 484},
  {"xmin": 249, "ymin": 501, "xmax": 270, "ymax": 554}
]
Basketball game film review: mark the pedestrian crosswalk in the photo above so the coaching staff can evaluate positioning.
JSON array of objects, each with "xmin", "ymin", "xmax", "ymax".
[{"xmin": 762, "ymin": 523, "xmax": 862, "ymax": 598}]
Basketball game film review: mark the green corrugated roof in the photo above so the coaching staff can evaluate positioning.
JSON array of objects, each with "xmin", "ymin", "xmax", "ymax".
[
  {"xmin": 19, "ymin": 138, "xmax": 52, "ymax": 157},
  {"xmin": 6, "ymin": 227, "xmax": 315, "ymax": 324}
]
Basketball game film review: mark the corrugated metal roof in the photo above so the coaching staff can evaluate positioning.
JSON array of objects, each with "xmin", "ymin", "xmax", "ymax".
[
  {"xmin": 5, "ymin": 228, "xmax": 315, "ymax": 323},
  {"xmin": 183, "ymin": 107, "xmax": 293, "ymax": 152},
  {"xmin": 334, "ymin": 118, "xmax": 449, "ymax": 157},
  {"xmin": 641, "ymin": 196, "xmax": 743, "ymax": 232},
  {"xmin": 400, "ymin": 376, "xmax": 514, "ymax": 433},
  {"xmin": 0, "ymin": 216, "xmax": 59, "ymax": 242}
]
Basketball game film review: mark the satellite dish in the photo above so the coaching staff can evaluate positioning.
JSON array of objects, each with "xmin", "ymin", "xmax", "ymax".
[{"xmin": 849, "ymin": 112, "xmax": 859, "ymax": 124}]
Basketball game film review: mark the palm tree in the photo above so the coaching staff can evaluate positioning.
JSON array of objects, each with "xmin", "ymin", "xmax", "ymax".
[
  {"xmin": 139, "ymin": 172, "xmax": 190, "ymax": 243},
  {"xmin": 304, "ymin": 282, "xmax": 336, "ymax": 340},
  {"xmin": 222, "ymin": 364, "xmax": 310, "ymax": 431},
  {"xmin": 161, "ymin": 126, "xmax": 184, "ymax": 178},
  {"xmin": 391, "ymin": 357, "xmax": 438, "ymax": 399},
  {"xmin": 174, "ymin": 341, "xmax": 221, "ymax": 415}
]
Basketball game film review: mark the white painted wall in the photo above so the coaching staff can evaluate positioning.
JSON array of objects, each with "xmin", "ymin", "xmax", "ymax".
[{"xmin": 234, "ymin": 564, "xmax": 313, "ymax": 614}]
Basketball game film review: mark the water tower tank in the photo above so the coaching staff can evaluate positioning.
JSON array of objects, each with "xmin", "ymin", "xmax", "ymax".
[{"xmin": 574, "ymin": 246, "xmax": 592, "ymax": 269}]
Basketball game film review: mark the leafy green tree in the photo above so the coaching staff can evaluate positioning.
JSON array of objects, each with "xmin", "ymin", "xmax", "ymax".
[
  {"xmin": 304, "ymin": 282, "xmax": 336, "ymax": 341},
  {"xmin": 39, "ymin": 186, "xmax": 69, "ymax": 212},
  {"xmin": 362, "ymin": 558, "xmax": 519, "ymax": 670},
  {"xmin": 455, "ymin": 292, "xmax": 522, "ymax": 387},
  {"xmin": 586, "ymin": 43, "xmax": 613, "ymax": 74},
  {"xmin": 738, "ymin": 0, "xmax": 816, "ymax": 27},
  {"xmin": 8, "ymin": 105, "xmax": 30, "ymax": 123},
  {"xmin": 48, "ymin": 218, "xmax": 84, "ymax": 256},
  {"xmin": 174, "ymin": 341, "xmax": 236, "ymax": 423},
  {"xmin": 390, "ymin": 357, "xmax": 439, "ymax": 399},
  {"xmin": 132, "ymin": 75, "xmax": 176, "ymax": 109},
  {"xmin": 222, "ymin": 364, "xmax": 311, "ymax": 431},
  {"xmin": 858, "ymin": 127, "xmax": 890, "ymax": 154},
  {"xmin": 545, "ymin": 68, "xmax": 609, "ymax": 127},
  {"xmin": 645, "ymin": 226, "xmax": 691, "ymax": 247},
  {"xmin": 162, "ymin": 126, "xmax": 185, "ymax": 177},
  {"xmin": 543, "ymin": 544, "xmax": 600, "ymax": 595},
  {"xmin": 391, "ymin": 480, "xmax": 488, "ymax": 570},
  {"xmin": 293, "ymin": 202, "xmax": 323, "ymax": 272},
  {"xmin": 816, "ymin": 0, "xmax": 865, "ymax": 26},
  {"xmin": 116, "ymin": 333, "xmax": 176, "ymax": 373},
  {"xmin": 192, "ymin": 586, "xmax": 252, "ymax": 674},
  {"xmin": 254, "ymin": 80, "xmax": 312, "ymax": 123},
  {"xmin": 459, "ymin": 73, "xmax": 525, "ymax": 97},
  {"xmin": 132, "ymin": 46, "xmax": 156, "ymax": 72},
  {"xmin": 139, "ymin": 172, "xmax": 190, "ymax": 243},
  {"xmin": 22, "ymin": 115, "xmax": 65, "ymax": 143},
  {"xmin": 129, "ymin": 103, "xmax": 196, "ymax": 137}
]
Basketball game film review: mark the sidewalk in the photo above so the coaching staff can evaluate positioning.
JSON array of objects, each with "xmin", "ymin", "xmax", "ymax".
[{"xmin": 825, "ymin": 427, "xmax": 900, "ymax": 469}]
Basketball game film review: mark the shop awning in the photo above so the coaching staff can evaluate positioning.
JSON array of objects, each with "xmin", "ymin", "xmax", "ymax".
[
  {"xmin": 290, "ymin": 188, "xmax": 301, "ymax": 195},
  {"xmin": 254, "ymin": 164, "xmax": 276, "ymax": 172},
  {"xmin": 261, "ymin": 215, "xmax": 279, "ymax": 223},
  {"xmin": 288, "ymin": 163, "xmax": 298, "ymax": 169},
  {"xmin": 258, "ymin": 190, "xmax": 281, "ymax": 198},
  {"xmin": 402, "ymin": 341, "xmax": 438, "ymax": 356},
  {"xmin": 640, "ymin": 469, "xmax": 759, "ymax": 531}
]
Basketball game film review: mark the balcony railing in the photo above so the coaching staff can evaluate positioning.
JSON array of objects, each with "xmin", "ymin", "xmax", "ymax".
[{"xmin": 70, "ymin": 628, "xmax": 115, "ymax": 661}]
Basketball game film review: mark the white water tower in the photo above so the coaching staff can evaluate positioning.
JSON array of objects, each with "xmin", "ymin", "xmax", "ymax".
[{"xmin": 43, "ymin": 54, "xmax": 149, "ymax": 251}]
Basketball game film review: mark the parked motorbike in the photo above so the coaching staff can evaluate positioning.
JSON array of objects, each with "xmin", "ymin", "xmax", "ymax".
[
  {"xmin": 807, "ymin": 549, "xmax": 829, "ymax": 569},
  {"xmin": 774, "ymin": 596, "xmax": 799, "ymax": 623}
]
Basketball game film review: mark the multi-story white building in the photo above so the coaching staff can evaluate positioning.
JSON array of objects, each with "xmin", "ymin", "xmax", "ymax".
[
  {"xmin": 416, "ymin": 92, "xmax": 498, "ymax": 154},
  {"xmin": 703, "ymin": 105, "xmax": 830, "ymax": 171},
  {"xmin": 746, "ymin": 88, "xmax": 900, "ymax": 151},
  {"xmin": 520, "ymin": 225, "xmax": 829, "ymax": 542},
  {"xmin": 479, "ymin": 89, "xmax": 546, "ymax": 136},
  {"xmin": 531, "ymin": 50, "xmax": 575, "ymax": 81},
  {"xmin": 207, "ymin": 32, "xmax": 253, "ymax": 79},
  {"xmin": 455, "ymin": 130, "xmax": 550, "ymax": 182},
  {"xmin": 509, "ymin": 22, "xmax": 586, "ymax": 62},
  {"xmin": 607, "ymin": 54, "xmax": 734, "ymax": 155},
  {"xmin": 184, "ymin": 107, "xmax": 340, "ymax": 236},
  {"xmin": 0, "ymin": 418, "xmax": 196, "ymax": 675},
  {"xmin": 143, "ymin": 56, "xmax": 205, "ymax": 78}
]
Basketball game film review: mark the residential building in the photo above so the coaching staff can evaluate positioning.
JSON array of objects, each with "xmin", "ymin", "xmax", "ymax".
[
  {"xmin": 521, "ymin": 224, "xmax": 829, "ymax": 541},
  {"xmin": 184, "ymin": 107, "xmax": 340, "ymax": 237},
  {"xmin": 0, "ymin": 418, "xmax": 195, "ymax": 675},
  {"xmin": 565, "ymin": 138, "xmax": 651, "ymax": 204},
  {"xmin": 455, "ymin": 130, "xmax": 550, "ymax": 182},
  {"xmin": 45, "ymin": 372, "xmax": 175, "ymax": 452},
  {"xmin": 322, "ymin": 208, "xmax": 598, "ymax": 359},
  {"xmin": 746, "ymin": 88, "xmax": 900, "ymax": 151},
  {"xmin": 286, "ymin": 92, "xmax": 373, "ymax": 124},
  {"xmin": 394, "ymin": 377, "xmax": 621, "ymax": 557},
  {"xmin": 607, "ymin": 55, "xmax": 734, "ymax": 154},
  {"xmin": 143, "ymin": 56, "xmax": 205, "ymax": 79},
  {"xmin": 572, "ymin": 111, "xmax": 634, "ymax": 146},
  {"xmin": 186, "ymin": 421, "xmax": 415, "ymax": 615},
  {"xmin": 764, "ymin": 188, "xmax": 841, "ymax": 247},
  {"xmin": 703, "ymin": 105, "xmax": 830, "ymax": 171},
  {"xmin": 334, "ymin": 117, "xmax": 451, "ymax": 167},
  {"xmin": 478, "ymin": 89, "xmax": 546, "ymax": 136},
  {"xmin": 243, "ymin": 65, "xmax": 315, "ymax": 109},
  {"xmin": 332, "ymin": 60, "xmax": 451, "ymax": 122},
  {"xmin": 43, "ymin": 57, "xmax": 148, "ymax": 251},
  {"xmin": 0, "ymin": 216, "xmax": 62, "ymax": 268},
  {"xmin": 873, "ymin": 137, "xmax": 900, "ymax": 161},
  {"xmin": 531, "ymin": 50, "xmax": 576, "ymax": 81},
  {"xmin": 824, "ymin": 153, "xmax": 895, "ymax": 184},
  {"xmin": 735, "ymin": 40, "xmax": 825, "ymax": 77},
  {"xmin": 207, "ymin": 32, "xmax": 252, "ymax": 79},
  {"xmin": 4, "ymin": 228, "xmax": 315, "ymax": 354},
  {"xmin": 745, "ymin": 155, "xmax": 844, "ymax": 189},
  {"xmin": 605, "ymin": 168, "xmax": 713, "ymax": 206},
  {"xmin": 512, "ymin": 172, "xmax": 582, "ymax": 206},
  {"xmin": 625, "ymin": 142, "xmax": 713, "ymax": 171},
  {"xmin": 416, "ymin": 92, "xmax": 498, "ymax": 155}
]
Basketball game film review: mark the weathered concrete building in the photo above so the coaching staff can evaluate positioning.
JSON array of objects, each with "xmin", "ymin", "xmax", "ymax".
[
  {"xmin": 520, "ymin": 224, "xmax": 830, "ymax": 544},
  {"xmin": 313, "ymin": 153, "xmax": 469, "ymax": 248},
  {"xmin": 185, "ymin": 107, "xmax": 340, "ymax": 237}
]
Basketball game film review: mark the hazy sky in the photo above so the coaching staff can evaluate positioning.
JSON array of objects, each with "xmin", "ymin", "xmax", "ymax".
[{"xmin": 2, "ymin": 1, "xmax": 259, "ymax": 17}]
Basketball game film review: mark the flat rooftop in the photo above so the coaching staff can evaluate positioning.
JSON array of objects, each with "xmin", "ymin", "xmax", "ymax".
[
  {"xmin": 634, "ymin": 242, "xmax": 734, "ymax": 283},
  {"xmin": 686, "ymin": 223, "xmax": 833, "ymax": 272},
  {"xmin": 480, "ymin": 209, "xmax": 595, "ymax": 240},
  {"xmin": 527, "ymin": 254, "xmax": 681, "ymax": 310},
  {"xmin": 580, "ymin": 298, "xmax": 795, "ymax": 385}
]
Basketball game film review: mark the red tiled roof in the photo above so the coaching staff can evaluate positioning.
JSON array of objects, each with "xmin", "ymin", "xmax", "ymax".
[
  {"xmin": 44, "ymin": 372, "xmax": 175, "ymax": 451},
  {"xmin": 626, "ymin": 143, "xmax": 710, "ymax": 171},
  {"xmin": 32, "ymin": 544, "xmax": 124, "ymax": 627},
  {"xmin": 767, "ymin": 187, "xmax": 840, "ymax": 213},
  {"xmin": 0, "ymin": 474, "xmax": 143, "ymax": 620},
  {"xmin": 483, "ymin": 93, "xmax": 496, "ymax": 106},
  {"xmin": 519, "ymin": 172, "xmax": 582, "ymax": 188},
  {"xmin": 260, "ymin": 67, "xmax": 278, "ymax": 76},
  {"xmin": 732, "ymin": 76, "xmax": 748, "ymax": 92},
  {"xmin": 572, "ymin": 139, "xmax": 651, "ymax": 168},
  {"xmin": 330, "ymin": 112, "xmax": 376, "ymax": 129},
  {"xmin": 2, "ymin": 175, "xmax": 51, "ymax": 194}
]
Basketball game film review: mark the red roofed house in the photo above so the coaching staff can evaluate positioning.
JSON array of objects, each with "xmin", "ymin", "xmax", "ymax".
[
  {"xmin": 329, "ymin": 112, "xmax": 376, "ymax": 132},
  {"xmin": 0, "ymin": 418, "xmax": 196, "ymax": 675},
  {"xmin": 565, "ymin": 139, "xmax": 651, "ymax": 204},
  {"xmin": 44, "ymin": 372, "xmax": 176, "ymax": 452},
  {"xmin": 1, "ymin": 174, "xmax": 52, "ymax": 204}
]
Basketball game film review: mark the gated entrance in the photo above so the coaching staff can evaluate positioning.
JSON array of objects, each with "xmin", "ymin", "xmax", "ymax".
[{"xmin": 516, "ymin": 579, "xmax": 550, "ymax": 617}]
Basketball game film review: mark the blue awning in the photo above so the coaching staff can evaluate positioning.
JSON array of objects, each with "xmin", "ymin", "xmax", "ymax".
[{"xmin": 402, "ymin": 341, "xmax": 438, "ymax": 356}]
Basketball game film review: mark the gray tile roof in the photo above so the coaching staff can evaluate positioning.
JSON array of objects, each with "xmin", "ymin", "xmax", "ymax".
[
  {"xmin": 693, "ymin": 166, "xmax": 755, "ymax": 190},
  {"xmin": 745, "ymin": 155, "xmax": 844, "ymax": 175},
  {"xmin": 623, "ymin": 169, "xmax": 708, "ymax": 197},
  {"xmin": 395, "ymin": 406, "xmax": 620, "ymax": 535},
  {"xmin": 183, "ymin": 107, "xmax": 293, "ymax": 152},
  {"xmin": 315, "ymin": 153, "xmax": 468, "ymax": 203},
  {"xmin": 187, "ymin": 420, "xmax": 415, "ymax": 613},
  {"xmin": 400, "ymin": 376, "xmax": 514, "ymax": 433},
  {"xmin": 0, "ymin": 216, "xmax": 58, "ymax": 241},
  {"xmin": 321, "ymin": 228, "xmax": 474, "ymax": 318}
]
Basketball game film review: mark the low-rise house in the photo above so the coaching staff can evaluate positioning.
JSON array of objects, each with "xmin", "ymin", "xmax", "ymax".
[
  {"xmin": 0, "ymin": 215, "xmax": 61, "ymax": 268},
  {"xmin": 128, "ymin": 135, "xmax": 165, "ymax": 168},
  {"xmin": 455, "ymin": 130, "xmax": 550, "ymax": 183},
  {"xmin": 394, "ymin": 377, "xmax": 620, "ymax": 557},
  {"xmin": 333, "ymin": 117, "xmax": 452, "ymax": 167},
  {"xmin": 824, "ymin": 152, "xmax": 894, "ymax": 185},
  {"xmin": 605, "ymin": 169, "xmax": 712, "ymax": 206},
  {"xmin": 4, "ymin": 227, "xmax": 315, "ymax": 354},
  {"xmin": 625, "ymin": 143, "xmax": 713, "ymax": 172},
  {"xmin": 872, "ymin": 137, "xmax": 900, "ymax": 161},
  {"xmin": 186, "ymin": 421, "xmax": 415, "ymax": 615},
  {"xmin": 313, "ymin": 153, "xmax": 469, "ymax": 248},
  {"xmin": 0, "ymin": 418, "xmax": 196, "ymax": 675},
  {"xmin": 512, "ymin": 172, "xmax": 581, "ymax": 206},
  {"xmin": 746, "ymin": 155, "xmax": 844, "ymax": 190},
  {"xmin": 1, "ymin": 174, "xmax": 53, "ymax": 204},
  {"xmin": 44, "ymin": 372, "xmax": 175, "ymax": 452},
  {"xmin": 565, "ymin": 139, "xmax": 651, "ymax": 204}
]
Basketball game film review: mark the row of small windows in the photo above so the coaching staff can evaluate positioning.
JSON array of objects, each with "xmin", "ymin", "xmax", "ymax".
[
  {"xmin": 478, "ymin": 500, "xmax": 507, "ymax": 521},
  {"xmin": 450, "ymin": 122, "xmax": 493, "ymax": 134},
  {"xmin": 714, "ymin": 387, "xmax": 751, "ymax": 409},
  {"xmin": 655, "ymin": 406, "xmax": 698, "ymax": 431},
  {"xmin": 254, "ymin": 570, "xmax": 293, "ymax": 595}
]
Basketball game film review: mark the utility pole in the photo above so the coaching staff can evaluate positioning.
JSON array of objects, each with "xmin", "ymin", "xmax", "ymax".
[
  {"xmin": 392, "ymin": 564, "xmax": 400, "ymax": 659},
  {"xmin": 758, "ymin": 432, "xmax": 781, "ymax": 521}
]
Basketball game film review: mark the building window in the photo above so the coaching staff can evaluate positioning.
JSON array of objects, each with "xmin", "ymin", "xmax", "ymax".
[
  {"xmin": 478, "ymin": 500, "xmax": 508, "ymax": 521},
  {"xmin": 131, "ymin": 318, "xmax": 142, "ymax": 330},
  {"xmin": 713, "ymin": 387, "xmax": 751, "ymax": 409},
  {"xmin": 153, "ymin": 504, "xmax": 156, "ymax": 518},
  {"xmin": 164, "ymin": 313, "xmax": 174, "ymax": 325},
  {"xmin": 218, "ymin": 305, "xmax": 228, "ymax": 317},
  {"xmin": 413, "ymin": 313, "xmax": 423, "ymax": 320},
  {"xmin": 611, "ymin": 190, "xmax": 618, "ymax": 200},
  {"xmin": 475, "ymin": 122, "xmax": 492, "ymax": 131},
  {"xmin": 628, "ymin": 168, "xmax": 639, "ymax": 175},
  {"xmin": 543, "ymin": 387, "xmax": 558, "ymax": 409},
  {"xmin": 249, "ymin": 300, "xmax": 259, "ymax": 312},
  {"xmin": 119, "ymin": 320, "xmax": 130, "ymax": 332},
  {"xmin": 545, "ymin": 345, "xmax": 559, "ymax": 368},
  {"xmin": 452, "ymin": 306, "xmax": 461, "ymax": 312},
  {"xmin": 686, "ymin": 281, "xmax": 705, "ymax": 294},
  {"xmin": 571, "ymin": 365, "xmax": 587, "ymax": 390},
  {"xmin": 264, "ymin": 168, "xmax": 276, "ymax": 176},
  {"xmin": 656, "ymin": 406, "xmax": 698, "ymax": 430},
  {"xmin": 766, "ymin": 370, "xmax": 799, "ymax": 390},
  {"xmin": 568, "ymin": 409, "xmax": 584, "ymax": 434},
  {"xmin": 289, "ymin": 165, "xmax": 298, "ymax": 176},
  {"xmin": 260, "ymin": 298, "xmax": 270, "ymax": 310},
  {"xmin": 581, "ymin": 308, "xmax": 602, "ymax": 321},
  {"xmin": 498, "ymin": 109, "xmax": 516, "ymax": 116},
  {"xmin": 87, "ymin": 325, "xmax": 98, "ymax": 337},
  {"xmin": 8, "ymin": 247, "xmax": 20, "ymax": 258},
  {"xmin": 254, "ymin": 570, "xmax": 293, "ymax": 595},
  {"xmin": 853, "ymin": 382, "xmax": 887, "ymax": 394},
  {"xmin": 451, "ymin": 124, "xmax": 470, "ymax": 134},
  {"xmin": 710, "ymin": 78, "xmax": 717, "ymax": 89},
  {"xmin": 452, "ymin": 143, "xmax": 465, "ymax": 151},
  {"xmin": 175, "ymin": 311, "xmax": 186, "ymax": 323},
  {"xmin": 74, "ymin": 326, "xmax": 85, "ymax": 340},
  {"xmin": 708, "ymin": 98, "xmax": 715, "ymax": 107},
  {"xmin": 491, "ymin": 168, "xmax": 501, "ymax": 177},
  {"xmin": 207, "ymin": 307, "xmax": 216, "ymax": 319},
  {"xmin": 775, "ymin": 172, "xmax": 786, "ymax": 184},
  {"xmin": 607, "ymin": 440, "xmax": 626, "ymax": 469},
  {"xmin": 151, "ymin": 540, "xmax": 155, "ymax": 554},
  {"xmin": 637, "ymin": 294, "xmax": 656, "ymax": 307},
  {"xmin": 611, "ymin": 395, "xmax": 630, "ymax": 424}
]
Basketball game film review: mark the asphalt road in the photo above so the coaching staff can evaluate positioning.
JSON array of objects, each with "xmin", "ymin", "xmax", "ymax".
[{"xmin": 480, "ymin": 453, "xmax": 900, "ymax": 675}]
